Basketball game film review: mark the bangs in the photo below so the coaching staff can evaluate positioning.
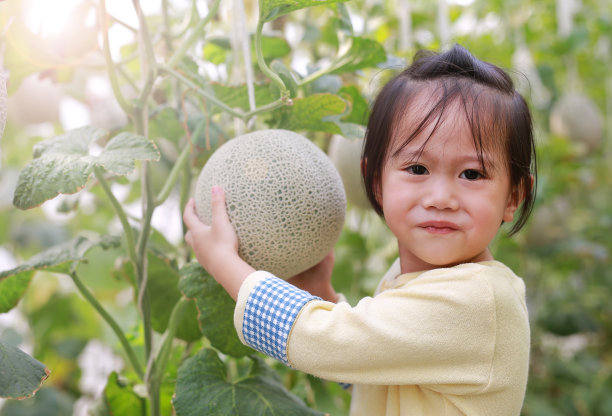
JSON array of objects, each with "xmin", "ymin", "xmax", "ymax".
[{"xmin": 390, "ymin": 79, "xmax": 513, "ymax": 174}]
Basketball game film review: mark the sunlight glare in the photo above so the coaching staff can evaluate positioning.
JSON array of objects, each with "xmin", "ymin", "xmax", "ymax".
[{"xmin": 23, "ymin": 0, "xmax": 85, "ymax": 37}]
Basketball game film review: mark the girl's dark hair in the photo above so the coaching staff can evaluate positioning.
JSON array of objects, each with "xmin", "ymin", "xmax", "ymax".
[{"xmin": 362, "ymin": 44, "xmax": 536, "ymax": 235}]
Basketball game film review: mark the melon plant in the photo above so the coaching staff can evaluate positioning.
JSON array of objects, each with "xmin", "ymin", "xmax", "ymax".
[
  {"xmin": 195, "ymin": 129, "xmax": 347, "ymax": 279},
  {"xmin": 1, "ymin": 0, "xmax": 389, "ymax": 414},
  {"xmin": 327, "ymin": 134, "xmax": 371, "ymax": 210}
]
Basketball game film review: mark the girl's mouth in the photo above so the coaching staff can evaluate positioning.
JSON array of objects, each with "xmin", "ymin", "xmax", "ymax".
[{"xmin": 418, "ymin": 221, "xmax": 459, "ymax": 234}]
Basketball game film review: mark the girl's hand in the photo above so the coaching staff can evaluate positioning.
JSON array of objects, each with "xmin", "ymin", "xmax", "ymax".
[
  {"xmin": 183, "ymin": 187, "xmax": 254, "ymax": 300},
  {"xmin": 287, "ymin": 251, "xmax": 339, "ymax": 303}
]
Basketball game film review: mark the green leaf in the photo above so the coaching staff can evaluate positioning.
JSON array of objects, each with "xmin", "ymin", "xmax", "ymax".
[
  {"xmin": 329, "ymin": 37, "xmax": 387, "ymax": 74},
  {"xmin": 276, "ymin": 93, "xmax": 346, "ymax": 134},
  {"xmin": 338, "ymin": 85, "xmax": 370, "ymax": 125},
  {"xmin": 257, "ymin": 36, "xmax": 292, "ymax": 61},
  {"xmin": 91, "ymin": 372, "xmax": 145, "ymax": 416},
  {"xmin": 203, "ymin": 42, "xmax": 229, "ymax": 65},
  {"xmin": 173, "ymin": 348, "xmax": 324, "ymax": 416},
  {"xmin": 0, "ymin": 388, "xmax": 74, "ymax": 416},
  {"xmin": 188, "ymin": 117, "xmax": 227, "ymax": 152},
  {"xmin": 116, "ymin": 251, "xmax": 202, "ymax": 342},
  {"xmin": 0, "ymin": 272, "xmax": 33, "ymax": 315},
  {"xmin": 13, "ymin": 126, "xmax": 160, "ymax": 210},
  {"xmin": 149, "ymin": 107, "xmax": 185, "ymax": 144},
  {"xmin": 179, "ymin": 263, "xmax": 252, "ymax": 357},
  {"xmin": 0, "ymin": 235, "xmax": 120, "ymax": 313},
  {"xmin": 0, "ymin": 341, "xmax": 49, "ymax": 400},
  {"xmin": 259, "ymin": 0, "xmax": 348, "ymax": 22},
  {"xmin": 146, "ymin": 252, "xmax": 202, "ymax": 341},
  {"xmin": 271, "ymin": 60, "xmax": 298, "ymax": 98},
  {"xmin": 211, "ymin": 83, "xmax": 278, "ymax": 111}
]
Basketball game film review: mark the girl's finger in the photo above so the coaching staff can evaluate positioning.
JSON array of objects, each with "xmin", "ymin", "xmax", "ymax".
[
  {"xmin": 210, "ymin": 186, "xmax": 231, "ymax": 225},
  {"xmin": 183, "ymin": 198, "xmax": 199, "ymax": 228},
  {"xmin": 184, "ymin": 230, "xmax": 193, "ymax": 247}
]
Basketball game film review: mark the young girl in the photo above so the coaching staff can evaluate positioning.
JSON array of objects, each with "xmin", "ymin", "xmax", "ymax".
[{"xmin": 183, "ymin": 44, "xmax": 536, "ymax": 416}]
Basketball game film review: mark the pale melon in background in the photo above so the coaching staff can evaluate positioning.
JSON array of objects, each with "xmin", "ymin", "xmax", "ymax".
[
  {"xmin": 8, "ymin": 73, "xmax": 62, "ymax": 125},
  {"xmin": 327, "ymin": 134, "xmax": 371, "ymax": 210},
  {"xmin": 195, "ymin": 129, "xmax": 346, "ymax": 279},
  {"xmin": 549, "ymin": 93, "xmax": 603, "ymax": 155}
]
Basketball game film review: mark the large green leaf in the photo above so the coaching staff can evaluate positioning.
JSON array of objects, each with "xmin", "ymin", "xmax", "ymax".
[
  {"xmin": 329, "ymin": 37, "xmax": 387, "ymax": 74},
  {"xmin": 0, "ymin": 235, "xmax": 120, "ymax": 313},
  {"xmin": 276, "ymin": 93, "xmax": 346, "ymax": 134},
  {"xmin": 13, "ymin": 126, "xmax": 160, "ymax": 209},
  {"xmin": 117, "ymin": 251, "xmax": 202, "ymax": 342},
  {"xmin": 173, "ymin": 348, "xmax": 324, "ymax": 416},
  {"xmin": 179, "ymin": 263, "xmax": 251, "ymax": 357},
  {"xmin": 0, "ymin": 341, "xmax": 49, "ymax": 400},
  {"xmin": 259, "ymin": 0, "xmax": 348, "ymax": 22}
]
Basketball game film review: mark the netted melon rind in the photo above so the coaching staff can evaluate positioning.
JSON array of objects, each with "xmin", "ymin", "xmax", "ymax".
[{"xmin": 195, "ymin": 129, "xmax": 346, "ymax": 279}]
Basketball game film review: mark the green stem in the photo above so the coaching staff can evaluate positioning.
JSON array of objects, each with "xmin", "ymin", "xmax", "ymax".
[
  {"xmin": 159, "ymin": 65, "xmax": 245, "ymax": 118},
  {"xmin": 94, "ymin": 167, "xmax": 138, "ymax": 284},
  {"xmin": 161, "ymin": 0, "xmax": 173, "ymax": 57},
  {"xmin": 132, "ymin": 0, "xmax": 158, "ymax": 80},
  {"xmin": 167, "ymin": 0, "xmax": 222, "ymax": 69},
  {"xmin": 255, "ymin": 19, "xmax": 288, "ymax": 98},
  {"xmin": 69, "ymin": 271, "xmax": 144, "ymax": 380},
  {"xmin": 98, "ymin": 0, "xmax": 132, "ymax": 114},
  {"xmin": 152, "ymin": 298, "xmax": 189, "ymax": 385},
  {"xmin": 159, "ymin": 65, "xmax": 288, "ymax": 120},
  {"xmin": 298, "ymin": 66, "xmax": 333, "ymax": 87},
  {"xmin": 244, "ymin": 97, "xmax": 287, "ymax": 119},
  {"xmin": 155, "ymin": 144, "xmax": 190, "ymax": 206},
  {"xmin": 132, "ymin": 110, "xmax": 155, "ymax": 363}
]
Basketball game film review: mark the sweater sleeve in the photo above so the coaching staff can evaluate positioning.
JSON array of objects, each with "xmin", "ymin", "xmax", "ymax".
[{"xmin": 234, "ymin": 267, "xmax": 500, "ymax": 389}]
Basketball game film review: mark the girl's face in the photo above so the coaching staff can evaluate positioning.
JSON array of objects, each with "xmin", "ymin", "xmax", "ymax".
[{"xmin": 379, "ymin": 104, "xmax": 520, "ymax": 274}]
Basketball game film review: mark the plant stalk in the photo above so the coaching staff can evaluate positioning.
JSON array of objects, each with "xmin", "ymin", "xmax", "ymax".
[
  {"xmin": 94, "ymin": 167, "xmax": 138, "ymax": 286},
  {"xmin": 159, "ymin": 65, "xmax": 288, "ymax": 120},
  {"xmin": 255, "ymin": 19, "xmax": 289, "ymax": 98},
  {"xmin": 167, "ymin": 0, "xmax": 222, "ymax": 69},
  {"xmin": 155, "ymin": 144, "xmax": 191, "ymax": 206},
  {"xmin": 152, "ymin": 298, "xmax": 190, "ymax": 385},
  {"xmin": 69, "ymin": 271, "xmax": 144, "ymax": 380},
  {"xmin": 98, "ymin": 0, "xmax": 132, "ymax": 114}
]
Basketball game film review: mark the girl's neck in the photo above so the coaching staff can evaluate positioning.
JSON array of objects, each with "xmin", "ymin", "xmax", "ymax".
[{"xmin": 398, "ymin": 246, "xmax": 495, "ymax": 274}]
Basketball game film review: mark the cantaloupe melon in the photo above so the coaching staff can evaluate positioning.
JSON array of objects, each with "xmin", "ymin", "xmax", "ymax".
[
  {"xmin": 549, "ymin": 93, "xmax": 603, "ymax": 154},
  {"xmin": 327, "ymin": 134, "xmax": 371, "ymax": 210},
  {"xmin": 195, "ymin": 129, "xmax": 346, "ymax": 279}
]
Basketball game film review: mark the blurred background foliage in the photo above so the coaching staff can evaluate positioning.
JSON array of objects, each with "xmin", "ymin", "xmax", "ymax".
[{"xmin": 0, "ymin": 0, "xmax": 611, "ymax": 415}]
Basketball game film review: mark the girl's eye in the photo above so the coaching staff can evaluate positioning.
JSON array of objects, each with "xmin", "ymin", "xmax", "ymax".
[
  {"xmin": 406, "ymin": 164, "xmax": 428, "ymax": 175},
  {"xmin": 460, "ymin": 169, "xmax": 483, "ymax": 180}
]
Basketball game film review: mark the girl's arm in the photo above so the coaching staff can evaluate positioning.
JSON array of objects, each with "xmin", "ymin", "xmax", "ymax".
[
  {"xmin": 287, "ymin": 251, "xmax": 339, "ymax": 303},
  {"xmin": 183, "ymin": 186, "xmax": 339, "ymax": 302},
  {"xmin": 183, "ymin": 187, "xmax": 254, "ymax": 300}
]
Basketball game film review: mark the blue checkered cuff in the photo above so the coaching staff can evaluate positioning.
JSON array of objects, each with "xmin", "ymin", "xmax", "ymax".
[{"xmin": 242, "ymin": 275, "xmax": 319, "ymax": 365}]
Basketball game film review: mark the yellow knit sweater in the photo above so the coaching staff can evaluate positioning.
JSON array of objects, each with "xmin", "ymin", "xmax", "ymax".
[{"xmin": 234, "ymin": 260, "xmax": 530, "ymax": 416}]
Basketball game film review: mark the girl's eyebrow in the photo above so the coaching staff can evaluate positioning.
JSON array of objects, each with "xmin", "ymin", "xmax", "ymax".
[{"xmin": 394, "ymin": 145, "xmax": 495, "ymax": 167}]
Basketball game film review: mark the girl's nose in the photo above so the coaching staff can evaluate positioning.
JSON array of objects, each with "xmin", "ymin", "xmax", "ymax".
[{"xmin": 422, "ymin": 177, "xmax": 459, "ymax": 211}]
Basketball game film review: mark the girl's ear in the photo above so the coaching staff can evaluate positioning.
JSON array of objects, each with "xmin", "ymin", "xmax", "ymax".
[{"xmin": 503, "ymin": 175, "xmax": 533, "ymax": 222}]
